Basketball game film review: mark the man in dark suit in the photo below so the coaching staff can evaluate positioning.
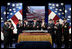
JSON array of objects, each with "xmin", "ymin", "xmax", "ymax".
[
  {"xmin": 54, "ymin": 20, "xmax": 62, "ymax": 48},
  {"xmin": 23, "ymin": 18, "xmax": 30, "ymax": 30},
  {"xmin": 41, "ymin": 18, "xmax": 47, "ymax": 30},
  {"xmin": 48, "ymin": 19, "xmax": 55, "ymax": 44},
  {"xmin": 32, "ymin": 18, "xmax": 39, "ymax": 30},
  {"xmin": 62, "ymin": 18, "xmax": 69, "ymax": 48}
]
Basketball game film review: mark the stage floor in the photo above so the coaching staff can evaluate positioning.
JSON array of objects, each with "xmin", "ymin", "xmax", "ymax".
[{"xmin": 1, "ymin": 43, "xmax": 66, "ymax": 48}]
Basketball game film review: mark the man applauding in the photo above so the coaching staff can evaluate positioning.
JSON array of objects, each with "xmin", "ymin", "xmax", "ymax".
[{"xmin": 41, "ymin": 18, "xmax": 47, "ymax": 30}]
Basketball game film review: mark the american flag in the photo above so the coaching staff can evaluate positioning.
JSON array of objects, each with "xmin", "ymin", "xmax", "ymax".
[
  {"xmin": 1, "ymin": 6, "xmax": 6, "ymax": 28},
  {"xmin": 26, "ymin": 6, "xmax": 45, "ymax": 21},
  {"xmin": 48, "ymin": 3, "xmax": 71, "ymax": 34},
  {"xmin": 65, "ymin": 5, "xmax": 71, "ymax": 34},
  {"xmin": 1, "ymin": 3, "xmax": 23, "ymax": 40},
  {"xmin": 1, "ymin": 6, "xmax": 6, "ymax": 40},
  {"xmin": 7, "ymin": 3, "xmax": 23, "ymax": 34},
  {"xmin": 48, "ymin": 3, "xmax": 65, "ymax": 24}
]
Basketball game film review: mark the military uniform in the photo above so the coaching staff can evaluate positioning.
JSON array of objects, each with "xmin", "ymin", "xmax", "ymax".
[
  {"xmin": 63, "ymin": 22, "xmax": 69, "ymax": 48},
  {"xmin": 54, "ymin": 21, "xmax": 62, "ymax": 48},
  {"xmin": 48, "ymin": 22, "xmax": 55, "ymax": 44},
  {"xmin": 48, "ymin": 23, "xmax": 54, "ymax": 34}
]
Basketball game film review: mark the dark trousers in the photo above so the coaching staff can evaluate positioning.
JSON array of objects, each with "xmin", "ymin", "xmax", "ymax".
[
  {"xmin": 4, "ymin": 38, "xmax": 9, "ymax": 48},
  {"xmin": 64, "ymin": 36, "xmax": 69, "ymax": 48},
  {"xmin": 64, "ymin": 31, "xmax": 69, "ymax": 48},
  {"xmin": 48, "ymin": 30, "xmax": 55, "ymax": 45},
  {"xmin": 4, "ymin": 37, "xmax": 13, "ymax": 48},
  {"xmin": 7, "ymin": 29, "xmax": 13, "ymax": 47},
  {"xmin": 9, "ymin": 38, "xmax": 13, "ymax": 47},
  {"xmin": 56, "ymin": 30, "xmax": 62, "ymax": 48},
  {"xmin": 4, "ymin": 32, "xmax": 9, "ymax": 48},
  {"xmin": 56, "ymin": 37, "xmax": 62, "ymax": 48},
  {"xmin": 17, "ymin": 30, "xmax": 22, "ymax": 42}
]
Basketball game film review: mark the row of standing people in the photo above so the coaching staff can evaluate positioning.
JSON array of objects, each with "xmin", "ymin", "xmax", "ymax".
[
  {"xmin": 17, "ymin": 18, "xmax": 70, "ymax": 48},
  {"xmin": 2, "ymin": 18, "xmax": 70, "ymax": 48},
  {"xmin": 48, "ymin": 18, "xmax": 69, "ymax": 48},
  {"xmin": 17, "ymin": 18, "xmax": 47, "ymax": 34}
]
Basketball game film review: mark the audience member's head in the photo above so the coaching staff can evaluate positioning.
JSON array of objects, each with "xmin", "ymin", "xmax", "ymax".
[
  {"xmin": 49, "ymin": 19, "xmax": 53, "ymax": 24},
  {"xmin": 18, "ymin": 19, "xmax": 21, "ymax": 24},
  {"xmin": 4, "ymin": 20, "xmax": 8, "ymax": 24},
  {"xmin": 24, "ymin": 18, "xmax": 27, "ymax": 23},
  {"xmin": 8, "ymin": 20, "xmax": 12, "ymax": 25},
  {"xmin": 56, "ymin": 20, "xmax": 59, "ymax": 24},
  {"xmin": 41, "ymin": 18, "xmax": 45, "ymax": 22},
  {"xmin": 33, "ymin": 18, "xmax": 37, "ymax": 22},
  {"xmin": 63, "ymin": 18, "xmax": 67, "ymax": 23}
]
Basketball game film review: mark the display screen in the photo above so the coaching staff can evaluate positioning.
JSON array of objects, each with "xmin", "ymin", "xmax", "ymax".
[{"xmin": 26, "ymin": 6, "xmax": 45, "ymax": 21}]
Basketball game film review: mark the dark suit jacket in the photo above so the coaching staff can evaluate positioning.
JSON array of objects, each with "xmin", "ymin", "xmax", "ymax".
[
  {"xmin": 54, "ymin": 24, "xmax": 62, "ymax": 37},
  {"xmin": 63, "ymin": 22, "xmax": 69, "ymax": 36},
  {"xmin": 3, "ymin": 24, "xmax": 9, "ymax": 37},
  {"xmin": 22, "ymin": 22, "xmax": 31, "ymax": 30},
  {"xmin": 31, "ymin": 22, "xmax": 40, "ymax": 30},
  {"xmin": 48, "ymin": 23, "xmax": 54, "ymax": 34},
  {"xmin": 3, "ymin": 23, "xmax": 14, "ymax": 40}
]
